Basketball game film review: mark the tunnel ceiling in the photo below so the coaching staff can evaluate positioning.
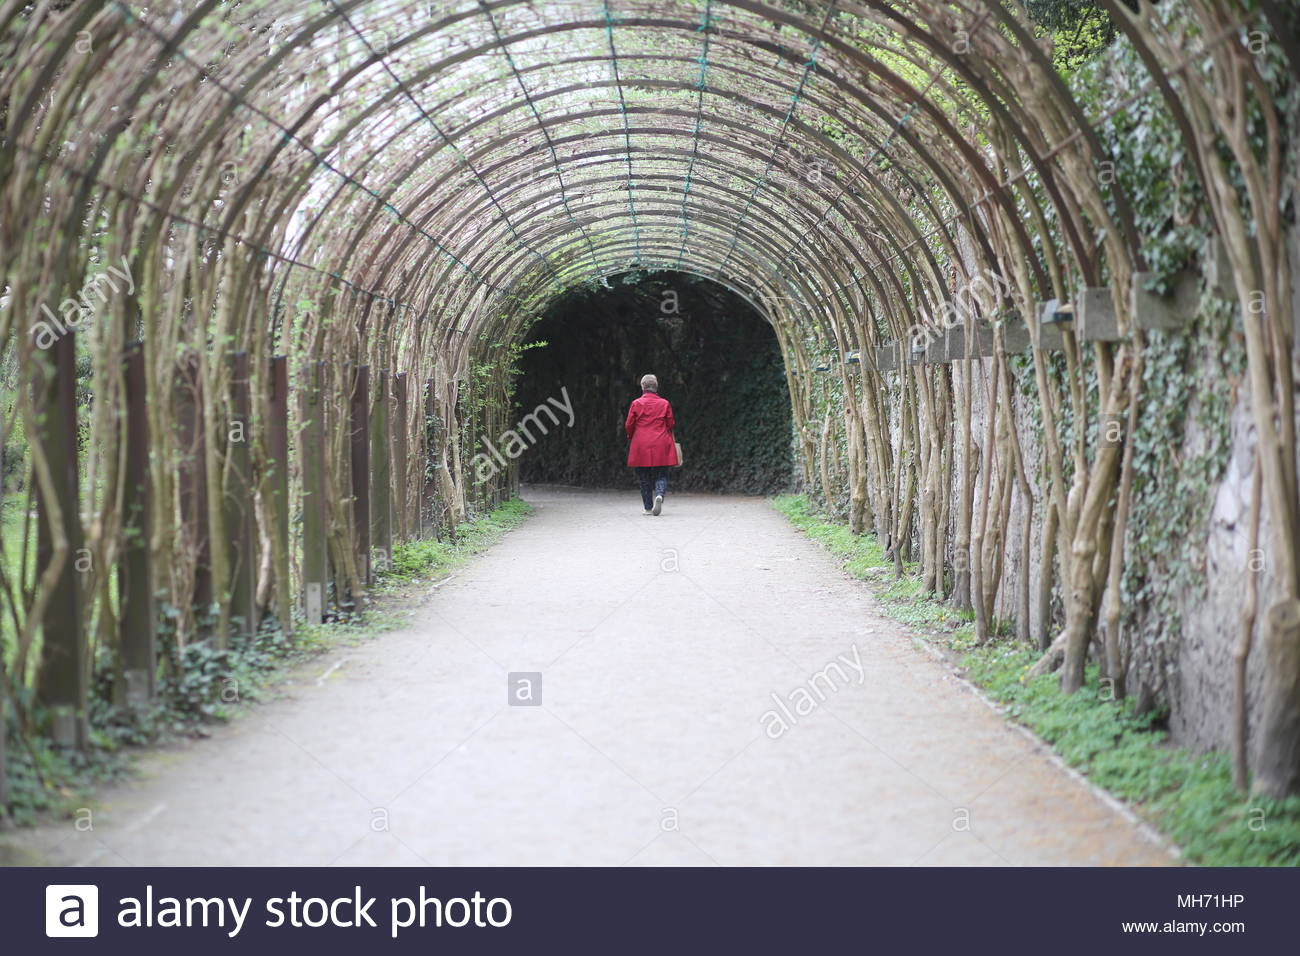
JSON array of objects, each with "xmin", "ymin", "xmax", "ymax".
[{"xmin": 1, "ymin": 0, "xmax": 1162, "ymax": 351}]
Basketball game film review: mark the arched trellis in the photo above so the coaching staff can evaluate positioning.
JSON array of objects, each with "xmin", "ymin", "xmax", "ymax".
[{"xmin": 0, "ymin": 0, "xmax": 1297, "ymax": 802}]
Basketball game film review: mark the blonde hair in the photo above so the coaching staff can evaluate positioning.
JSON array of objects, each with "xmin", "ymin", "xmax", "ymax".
[{"xmin": 640, "ymin": 374, "xmax": 658, "ymax": 392}]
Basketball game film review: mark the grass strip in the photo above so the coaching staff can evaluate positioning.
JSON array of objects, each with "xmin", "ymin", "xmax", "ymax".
[{"xmin": 773, "ymin": 493, "xmax": 1300, "ymax": 866}]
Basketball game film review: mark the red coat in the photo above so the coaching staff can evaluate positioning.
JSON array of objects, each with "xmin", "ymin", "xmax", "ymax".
[{"xmin": 625, "ymin": 391, "xmax": 678, "ymax": 467}]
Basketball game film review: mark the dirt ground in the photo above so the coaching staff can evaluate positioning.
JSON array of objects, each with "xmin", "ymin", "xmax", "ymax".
[{"xmin": 0, "ymin": 486, "xmax": 1174, "ymax": 866}]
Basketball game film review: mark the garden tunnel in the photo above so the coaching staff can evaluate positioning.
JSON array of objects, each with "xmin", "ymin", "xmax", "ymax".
[
  {"xmin": 1, "ymin": 0, "xmax": 1299, "ymax": 813},
  {"xmin": 513, "ymin": 270, "xmax": 794, "ymax": 494}
]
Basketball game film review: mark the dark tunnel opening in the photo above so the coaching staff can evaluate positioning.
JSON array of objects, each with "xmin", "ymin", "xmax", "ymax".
[{"xmin": 514, "ymin": 271, "xmax": 795, "ymax": 495}]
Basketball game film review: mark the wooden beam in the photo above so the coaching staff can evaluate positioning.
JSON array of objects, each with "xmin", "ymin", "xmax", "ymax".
[
  {"xmin": 371, "ymin": 370, "xmax": 392, "ymax": 574},
  {"xmin": 33, "ymin": 329, "xmax": 86, "ymax": 747},
  {"xmin": 1076, "ymin": 287, "xmax": 1121, "ymax": 342},
  {"xmin": 268, "ymin": 355, "xmax": 291, "ymax": 635},
  {"xmin": 1132, "ymin": 271, "xmax": 1198, "ymax": 332},
  {"xmin": 1034, "ymin": 300, "xmax": 1071, "ymax": 350},
  {"xmin": 118, "ymin": 341, "xmax": 154, "ymax": 711},
  {"xmin": 349, "ymin": 365, "xmax": 371, "ymax": 591},
  {"xmin": 175, "ymin": 355, "xmax": 212, "ymax": 636},
  {"xmin": 423, "ymin": 378, "xmax": 442, "ymax": 538},
  {"xmin": 301, "ymin": 361, "xmax": 328, "ymax": 624},
  {"xmin": 225, "ymin": 351, "xmax": 258, "ymax": 640},
  {"xmin": 395, "ymin": 372, "xmax": 409, "ymax": 543}
]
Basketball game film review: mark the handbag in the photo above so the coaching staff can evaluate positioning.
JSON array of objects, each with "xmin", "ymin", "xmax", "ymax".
[{"xmin": 674, "ymin": 441, "xmax": 684, "ymax": 467}]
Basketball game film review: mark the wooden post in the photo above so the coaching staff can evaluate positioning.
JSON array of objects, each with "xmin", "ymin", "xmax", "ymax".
[
  {"xmin": 225, "ymin": 352, "xmax": 257, "ymax": 640},
  {"xmin": 0, "ymin": 651, "xmax": 6, "ymax": 808},
  {"xmin": 301, "ymin": 361, "xmax": 328, "ymax": 624},
  {"xmin": 0, "ymin": 391, "xmax": 6, "ymax": 802},
  {"xmin": 0, "ymin": 572, "xmax": 6, "ymax": 808},
  {"xmin": 350, "ymin": 365, "xmax": 371, "ymax": 590},
  {"xmin": 423, "ymin": 378, "xmax": 441, "ymax": 538},
  {"xmin": 1253, "ymin": 598, "xmax": 1300, "ymax": 798},
  {"xmin": 370, "ymin": 370, "xmax": 392, "ymax": 574},
  {"xmin": 118, "ymin": 341, "xmax": 154, "ymax": 711},
  {"xmin": 33, "ymin": 329, "xmax": 87, "ymax": 748},
  {"xmin": 333, "ymin": 362, "xmax": 349, "ymax": 608},
  {"xmin": 395, "ymin": 372, "xmax": 408, "ymax": 543},
  {"xmin": 176, "ymin": 355, "xmax": 212, "ymax": 635},
  {"xmin": 268, "ymin": 356, "xmax": 292, "ymax": 636},
  {"xmin": 414, "ymin": 377, "xmax": 424, "ymax": 540}
]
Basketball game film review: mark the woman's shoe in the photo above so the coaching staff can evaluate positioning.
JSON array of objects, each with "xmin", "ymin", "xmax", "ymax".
[
  {"xmin": 643, "ymin": 509, "xmax": 654, "ymax": 515},
  {"xmin": 652, "ymin": 495, "xmax": 663, "ymax": 516}
]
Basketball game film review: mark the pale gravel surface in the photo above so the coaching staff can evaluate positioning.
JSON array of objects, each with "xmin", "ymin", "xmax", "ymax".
[{"xmin": 1, "ymin": 485, "xmax": 1174, "ymax": 866}]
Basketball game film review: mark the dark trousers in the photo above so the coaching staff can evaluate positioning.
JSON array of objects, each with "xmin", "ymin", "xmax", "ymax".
[{"xmin": 635, "ymin": 467, "xmax": 669, "ymax": 511}]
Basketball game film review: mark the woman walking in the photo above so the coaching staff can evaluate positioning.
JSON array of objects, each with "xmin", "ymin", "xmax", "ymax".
[{"xmin": 625, "ymin": 373, "xmax": 678, "ymax": 515}]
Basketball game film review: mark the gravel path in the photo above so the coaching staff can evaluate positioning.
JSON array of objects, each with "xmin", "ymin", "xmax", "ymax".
[{"xmin": 1, "ymin": 486, "xmax": 1173, "ymax": 866}]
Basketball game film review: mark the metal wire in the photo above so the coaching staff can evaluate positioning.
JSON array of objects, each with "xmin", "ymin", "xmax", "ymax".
[{"xmin": 711, "ymin": 0, "xmax": 840, "ymax": 280}]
